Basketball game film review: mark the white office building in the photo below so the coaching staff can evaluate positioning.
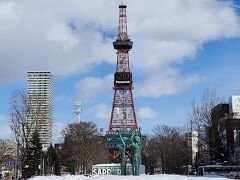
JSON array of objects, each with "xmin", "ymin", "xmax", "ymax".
[{"xmin": 27, "ymin": 71, "xmax": 53, "ymax": 149}]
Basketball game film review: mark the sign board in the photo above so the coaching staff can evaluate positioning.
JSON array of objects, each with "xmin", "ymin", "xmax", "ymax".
[
  {"xmin": 114, "ymin": 72, "xmax": 132, "ymax": 85},
  {"xmin": 92, "ymin": 164, "xmax": 145, "ymax": 176},
  {"xmin": 17, "ymin": 160, "xmax": 21, "ymax": 167},
  {"xmin": 229, "ymin": 96, "xmax": 240, "ymax": 114},
  {"xmin": 6, "ymin": 160, "xmax": 14, "ymax": 168}
]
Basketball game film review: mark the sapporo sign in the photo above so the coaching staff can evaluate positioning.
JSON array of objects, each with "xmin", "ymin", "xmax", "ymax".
[{"xmin": 92, "ymin": 164, "xmax": 132, "ymax": 175}]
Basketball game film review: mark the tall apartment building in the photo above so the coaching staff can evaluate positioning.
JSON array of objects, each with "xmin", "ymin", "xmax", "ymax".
[{"xmin": 27, "ymin": 71, "xmax": 53, "ymax": 149}]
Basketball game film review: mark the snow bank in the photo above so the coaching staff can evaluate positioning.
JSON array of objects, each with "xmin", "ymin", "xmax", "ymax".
[
  {"xmin": 29, "ymin": 174, "xmax": 229, "ymax": 180},
  {"xmin": 29, "ymin": 175, "xmax": 89, "ymax": 180}
]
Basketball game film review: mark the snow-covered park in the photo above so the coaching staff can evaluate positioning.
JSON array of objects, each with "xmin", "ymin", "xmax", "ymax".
[{"xmin": 29, "ymin": 174, "xmax": 230, "ymax": 180}]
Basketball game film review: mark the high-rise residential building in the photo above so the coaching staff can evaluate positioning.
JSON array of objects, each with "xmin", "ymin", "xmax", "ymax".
[{"xmin": 27, "ymin": 71, "xmax": 53, "ymax": 149}]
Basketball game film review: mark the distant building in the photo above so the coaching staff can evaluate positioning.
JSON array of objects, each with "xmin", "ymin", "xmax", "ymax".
[
  {"xmin": 27, "ymin": 71, "xmax": 53, "ymax": 149},
  {"xmin": 210, "ymin": 96, "xmax": 240, "ymax": 164},
  {"xmin": 209, "ymin": 103, "xmax": 229, "ymax": 163},
  {"xmin": 186, "ymin": 131, "xmax": 198, "ymax": 164},
  {"xmin": 54, "ymin": 143, "xmax": 62, "ymax": 162}
]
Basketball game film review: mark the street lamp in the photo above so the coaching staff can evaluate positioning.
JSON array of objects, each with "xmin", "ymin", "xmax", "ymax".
[
  {"xmin": 14, "ymin": 142, "xmax": 20, "ymax": 180},
  {"xmin": 41, "ymin": 146, "xmax": 48, "ymax": 176}
]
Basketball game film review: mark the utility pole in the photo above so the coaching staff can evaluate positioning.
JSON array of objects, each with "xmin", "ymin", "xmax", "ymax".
[
  {"xmin": 43, "ymin": 155, "xmax": 45, "ymax": 176},
  {"xmin": 14, "ymin": 160, "xmax": 17, "ymax": 180},
  {"xmin": 41, "ymin": 147, "xmax": 47, "ymax": 176},
  {"xmin": 197, "ymin": 126, "xmax": 201, "ymax": 175},
  {"xmin": 187, "ymin": 130, "xmax": 190, "ymax": 177}
]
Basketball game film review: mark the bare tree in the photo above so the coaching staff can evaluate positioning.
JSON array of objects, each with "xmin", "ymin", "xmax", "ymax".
[
  {"xmin": 189, "ymin": 89, "xmax": 222, "ymax": 129},
  {"xmin": 188, "ymin": 89, "xmax": 225, "ymax": 164},
  {"xmin": 143, "ymin": 125, "xmax": 187, "ymax": 174},
  {"xmin": 188, "ymin": 89, "xmax": 222, "ymax": 151},
  {"xmin": 0, "ymin": 139, "xmax": 15, "ymax": 163},
  {"xmin": 60, "ymin": 122, "xmax": 108, "ymax": 174},
  {"xmin": 142, "ymin": 136, "xmax": 158, "ymax": 174},
  {"xmin": 9, "ymin": 90, "xmax": 48, "ymax": 156},
  {"xmin": 155, "ymin": 125, "xmax": 188, "ymax": 173}
]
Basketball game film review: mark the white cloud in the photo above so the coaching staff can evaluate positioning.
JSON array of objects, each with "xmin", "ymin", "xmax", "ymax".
[
  {"xmin": 129, "ymin": 0, "xmax": 240, "ymax": 72},
  {"xmin": 0, "ymin": 0, "xmax": 239, "ymax": 96},
  {"xmin": 91, "ymin": 103, "xmax": 111, "ymax": 120},
  {"xmin": 137, "ymin": 107, "xmax": 157, "ymax": 120},
  {"xmin": 47, "ymin": 22, "xmax": 79, "ymax": 52},
  {"xmin": 133, "ymin": 40, "xmax": 198, "ymax": 71},
  {"xmin": 0, "ymin": 0, "xmax": 115, "ymax": 83},
  {"xmin": 75, "ymin": 74, "xmax": 113, "ymax": 103},
  {"xmin": 0, "ymin": 1, "xmax": 16, "ymax": 19},
  {"xmin": 130, "ymin": 0, "xmax": 239, "ymax": 41},
  {"xmin": 136, "ymin": 69, "xmax": 201, "ymax": 98}
]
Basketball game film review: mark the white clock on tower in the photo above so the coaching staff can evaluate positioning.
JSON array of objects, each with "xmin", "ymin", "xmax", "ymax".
[{"xmin": 230, "ymin": 96, "xmax": 240, "ymax": 114}]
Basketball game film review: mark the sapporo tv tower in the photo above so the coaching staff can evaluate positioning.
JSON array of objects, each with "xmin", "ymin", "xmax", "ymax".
[{"xmin": 105, "ymin": 1, "xmax": 140, "ymax": 161}]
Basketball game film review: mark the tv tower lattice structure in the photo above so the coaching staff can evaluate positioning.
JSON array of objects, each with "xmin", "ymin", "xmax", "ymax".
[
  {"xmin": 108, "ymin": 3, "xmax": 138, "ymax": 133},
  {"xmin": 105, "ymin": 2, "xmax": 141, "ymax": 161},
  {"xmin": 74, "ymin": 101, "xmax": 83, "ymax": 123}
]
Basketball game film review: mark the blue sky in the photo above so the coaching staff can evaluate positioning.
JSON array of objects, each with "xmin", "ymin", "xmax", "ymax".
[{"xmin": 0, "ymin": 0, "xmax": 240, "ymax": 142}]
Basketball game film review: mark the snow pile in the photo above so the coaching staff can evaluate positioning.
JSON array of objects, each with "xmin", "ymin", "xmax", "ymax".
[
  {"xmin": 29, "ymin": 175, "xmax": 89, "ymax": 180},
  {"xmin": 29, "ymin": 174, "xmax": 229, "ymax": 180}
]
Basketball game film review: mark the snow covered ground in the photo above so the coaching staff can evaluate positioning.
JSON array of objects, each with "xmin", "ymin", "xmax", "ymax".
[{"xmin": 29, "ymin": 174, "xmax": 230, "ymax": 180}]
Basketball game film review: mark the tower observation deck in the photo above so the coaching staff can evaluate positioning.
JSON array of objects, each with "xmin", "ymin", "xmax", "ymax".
[{"xmin": 105, "ymin": 2, "xmax": 139, "ymax": 160}]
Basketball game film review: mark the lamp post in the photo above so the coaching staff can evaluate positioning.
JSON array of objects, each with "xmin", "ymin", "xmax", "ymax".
[
  {"xmin": 14, "ymin": 142, "xmax": 20, "ymax": 180},
  {"xmin": 236, "ymin": 153, "xmax": 239, "ymax": 178},
  {"xmin": 42, "ymin": 146, "xmax": 48, "ymax": 176},
  {"xmin": 43, "ymin": 152, "xmax": 45, "ymax": 176}
]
